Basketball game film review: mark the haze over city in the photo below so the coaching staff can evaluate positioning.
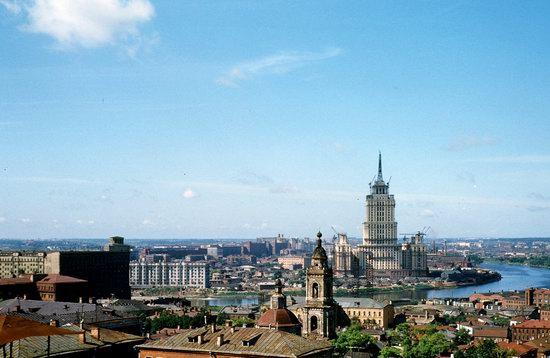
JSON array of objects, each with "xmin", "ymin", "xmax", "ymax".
[{"xmin": 1, "ymin": 1, "xmax": 550, "ymax": 239}]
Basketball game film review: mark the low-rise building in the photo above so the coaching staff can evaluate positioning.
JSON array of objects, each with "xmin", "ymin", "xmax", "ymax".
[
  {"xmin": 339, "ymin": 299, "xmax": 394, "ymax": 329},
  {"xmin": 472, "ymin": 326, "xmax": 510, "ymax": 343},
  {"xmin": 277, "ymin": 255, "xmax": 311, "ymax": 270},
  {"xmin": 0, "ymin": 274, "xmax": 88, "ymax": 302},
  {"xmin": 512, "ymin": 320, "xmax": 550, "ymax": 342},
  {"xmin": 136, "ymin": 325, "xmax": 333, "ymax": 358}
]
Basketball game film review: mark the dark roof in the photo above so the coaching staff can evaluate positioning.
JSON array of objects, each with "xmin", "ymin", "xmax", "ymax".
[
  {"xmin": 138, "ymin": 326, "xmax": 333, "ymax": 357},
  {"xmin": 256, "ymin": 308, "xmax": 301, "ymax": 328}
]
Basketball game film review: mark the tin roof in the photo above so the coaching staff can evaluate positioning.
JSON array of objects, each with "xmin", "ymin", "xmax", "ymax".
[{"xmin": 138, "ymin": 326, "xmax": 333, "ymax": 357}]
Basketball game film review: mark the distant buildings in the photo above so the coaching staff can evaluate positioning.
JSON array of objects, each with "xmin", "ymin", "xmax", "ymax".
[
  {"xmin": 277, "ymin": 255, "xmax": 311, "ymax": 270},
  {"xmin": 0, "ymin": 252, "xmax": 45, "ymax": 278},
  {"xmin": 129, "ymin": 260, "xmax": 210, "ymax": 288},
  {"xmin": 470, "ymin": 288, "xmax": 550, "ymax": 310},
  {"xmin": 333, "ymin": 233, "xmax": 356, "ymax": 277},
  {"xmin": 0, "ymin": 237, "xmax": 131, "ymax": 299}
]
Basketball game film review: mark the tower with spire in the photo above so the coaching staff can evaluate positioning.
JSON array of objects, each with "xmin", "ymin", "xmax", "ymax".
[{"xmin": 357, "ymin": 152, "xmax": 404, "ymax": 278}]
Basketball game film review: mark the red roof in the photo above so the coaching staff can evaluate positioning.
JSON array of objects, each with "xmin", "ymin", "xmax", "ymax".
[
  {"xmin": 0, "ymin": 315, "xmax": 79, "ymax": 345},
  {"xmin": 37, "ymin": 275, "xmax": 87, "ymax": 284},
  {"xmin": 0, "ymin": 277, "xmax": 33, "ymax": 286},
  {"xmin": 256, "ymin": 308, "xmax": 301, "ymax": 328},
  {"xmin": 514, "ymin": 320, "xmax": 550, "ymax": 329},
  {"xmin": 498, "ymin": 342, "xmax": 536, "ymax": 355},
  {"xmin": 473, "ymin": 327, "xmax": 509, "ymax": 338}
]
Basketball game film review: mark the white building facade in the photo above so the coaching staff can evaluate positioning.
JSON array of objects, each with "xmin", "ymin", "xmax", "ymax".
[{"xmin": 129, "ymin": 260, "xmax": 210, "ymax": 288}]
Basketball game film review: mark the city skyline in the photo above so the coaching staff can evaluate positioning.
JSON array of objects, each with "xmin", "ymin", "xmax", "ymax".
[{"xmin": 1, "ymin": 1, "xmax": 550, "ymax": 239}]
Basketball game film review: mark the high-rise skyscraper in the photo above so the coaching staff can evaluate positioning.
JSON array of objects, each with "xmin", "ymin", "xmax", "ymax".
[{"xmin": 356, "ymin": 153, "xmax": 410, "ymax": 279}]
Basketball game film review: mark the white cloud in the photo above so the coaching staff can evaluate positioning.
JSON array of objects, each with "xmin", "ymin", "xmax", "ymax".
[
  {"xmin": 445, "ymin": 135, "xmax": 498, "ymax": 151},
  {"xmin": 142, "ymin": 219, "xmax": 154, "ymax": 226},
  {"xmin": 217, "ymin": 47, "xmax": 342, "ymax": 87},
  {"xmin": 20, "ymin": 218, "xmax": 30, "ymax": 223},
  {"xmin": 2, "ymin": 0, "xmax": 154, "ymax": 49},
  {"xmin": 419, "ymin": 209, "xmax": 436, "ymax": 218},
  {"xmin": 0, "ymin": 216, "xmax": 6, "ymax": 223},
  {"xmin": 182, "ymin": 188, "xmax": 197, "ymax": 199}
]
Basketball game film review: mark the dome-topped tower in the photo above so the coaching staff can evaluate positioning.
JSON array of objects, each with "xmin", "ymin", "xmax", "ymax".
[{"xmin": 256, "ymin": 278, "xmax": 301, "ymax": 335}]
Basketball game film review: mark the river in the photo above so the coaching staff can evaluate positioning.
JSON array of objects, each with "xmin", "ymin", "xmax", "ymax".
[{"xmin": 194, "ymin": 262, "xmax": 550, "ymax": 307}]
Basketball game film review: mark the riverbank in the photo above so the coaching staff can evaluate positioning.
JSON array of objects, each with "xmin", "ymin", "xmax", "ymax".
[{"xmin": 485, "ymin": 257, "xmax": 550, "ymax": 269}]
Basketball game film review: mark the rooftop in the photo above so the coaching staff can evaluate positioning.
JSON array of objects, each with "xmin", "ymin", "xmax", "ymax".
[
  {"xmin": 514, "ymin": 319, "xmax": 550, "ymax": 329},
  {"xmin": 256, "ymin": 308, "xmax": 301, "ymax": 328},
  {"xmin": 138, "ymin": 326, "xmax": 333, "ymax": 357}
]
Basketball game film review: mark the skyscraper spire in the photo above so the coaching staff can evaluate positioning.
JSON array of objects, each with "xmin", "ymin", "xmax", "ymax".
[{"xmin": 377, "ymin": 151, "xmax": 383, "ymax": 181}]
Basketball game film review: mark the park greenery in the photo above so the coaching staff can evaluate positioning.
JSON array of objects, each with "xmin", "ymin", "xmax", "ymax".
[
  {"xmin": 144, "ymin": 309, "xmax": 255, "ymax": 334},
  {"xmin": 380, "ymin": 323, "xmax": 513, "ymax": 358},
  {"xmin": 144, "ymin": 309, "xmax": 209, "ymax": 334},
  {"xmin": 332, "ymin": 323, "xmax": 374, "ymax": 355}
]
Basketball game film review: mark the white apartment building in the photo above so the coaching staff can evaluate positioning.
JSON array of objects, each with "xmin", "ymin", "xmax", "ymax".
[{"xmin": 129, "ymin": 260, "xmax": 210, "ymax": 288}]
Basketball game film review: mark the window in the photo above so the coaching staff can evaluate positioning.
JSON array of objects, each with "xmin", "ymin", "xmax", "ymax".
[
  {"xmin": 310, "ymin": 316, "xmax": 318, "ymax": 332},
  {"xmin": 312, "ymin": 283, "xmax": 319, "ymax": 299}
]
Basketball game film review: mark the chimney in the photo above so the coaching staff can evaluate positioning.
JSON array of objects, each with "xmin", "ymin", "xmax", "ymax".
[
  {"xmin": 217, "ymin": 334, "xmax": 224, "ymax": 346},
  {"xmin": 197, "ymin": 334, "xmax": 204, "ymax": 345},
  {"xmin": 79, "ymin": 297, "xmax": 83, "ymax": 303},
  {"xmin": 211, "ymin": 323, "xmax": 216, "ymax": 333},
  {"xmin": 225, "ymin": 320, "xmax": 232, "ymax": 327},
  {"xmin": 90, "ymin": 326, "xmax": 100, "ymax": 340},
  {"xmin": 78, "ymin": 331, "xmax": 86, "ymax": 343},
  {"xmin": 23, "ymin": 294, "xmax": 27, "ymax": 300},
  {"xmin": 50, "ymin": 319, "xmax": 59, "ymax": 327},
  {"xmin": 230, "ymin": 326, "xmax": 236, "ymax": 334}
]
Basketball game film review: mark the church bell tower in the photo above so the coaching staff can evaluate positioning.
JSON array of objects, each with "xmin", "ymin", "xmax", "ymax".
[{"xmin": 302, "ymin": 231, "xmax": 337, "ymax": 339}]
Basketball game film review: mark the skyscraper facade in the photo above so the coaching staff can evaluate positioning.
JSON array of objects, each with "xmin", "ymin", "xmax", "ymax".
[{"xmin": 349, "ymin": 153, "xmax": 428, "ymax": 279}]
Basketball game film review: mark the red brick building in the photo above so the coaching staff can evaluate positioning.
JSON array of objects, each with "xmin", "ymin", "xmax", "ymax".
[
  {"xmin": 36, "ymin": 274, "xmax": 88, "ymax": 302},
  {"xmin": 0, "ymin": 274, "xmax": 88, "ymax": 302},
  {"xmin": 512, "ymin": 320, "xmax": 550, "ymax": 342}
]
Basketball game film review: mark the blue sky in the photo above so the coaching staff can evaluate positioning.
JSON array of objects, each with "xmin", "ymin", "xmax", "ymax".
[{"xmin": 1, "ymin": 0, "xmax": 549, "ymax": 239}]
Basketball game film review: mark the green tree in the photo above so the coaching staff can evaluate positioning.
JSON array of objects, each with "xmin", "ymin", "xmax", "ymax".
[
  {"xmin": 333, "ymin": 323, "xmax": 374, "ymax": 355},
  {"xmin": 389, "ymin": 323, "xmax": 412, "ymax": 348},
  {"xmin": 379, "ymin": 346, "xmax": 403, "ymax": 358},
  {"xmin": 404, "ymin": 332, "xmax": 451, "ymax": 358},
  {"xmin": 492, "ymin": 315, "xmax": 510, "ymax": 327},
  {"xmin": 216, "ymin": 311, "xmax": 229, "ymax": 325},
  {"xmin": 453, "ymin": 328, "xmax": 472, "ymax": 346},
  {"xmin": 454, "ymin": 339, "xmax": 512, "ymax": 358},
  {"xmin": 232, "ymin": 317, "xmax": 255, "ymax": 327}
]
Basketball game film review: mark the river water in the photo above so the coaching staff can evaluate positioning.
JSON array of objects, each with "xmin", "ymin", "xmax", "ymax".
[{"xmin": 196, "ymin": 262, "xmax": 550, "ymax": 307}]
